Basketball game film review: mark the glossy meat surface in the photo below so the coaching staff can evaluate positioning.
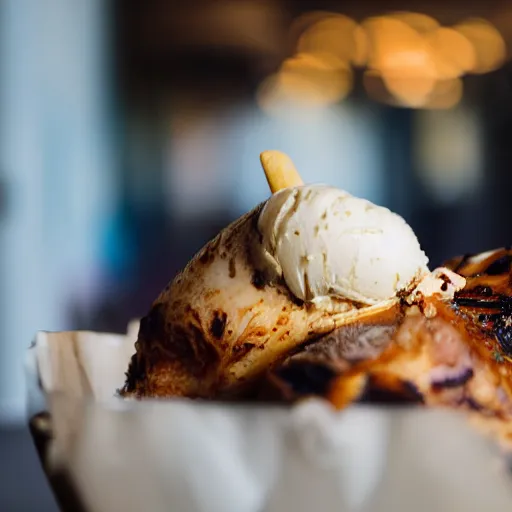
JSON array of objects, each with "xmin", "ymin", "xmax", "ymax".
[{"xmin": 264, "ymin": 248, "xmax": 512, "ymax": 445}]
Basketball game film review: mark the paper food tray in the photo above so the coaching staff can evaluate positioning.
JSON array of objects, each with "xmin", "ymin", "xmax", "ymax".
[{"xmin": 26, "ymin": 321, "xmax": 512, "ymax": 512}]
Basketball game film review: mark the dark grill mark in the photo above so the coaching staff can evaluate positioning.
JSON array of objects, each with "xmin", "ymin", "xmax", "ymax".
[
  {"xmin": 138, "ymin": 303, "xmax": 167, "ymax": 343},
  {"xmin": 478, "ymin": 312, "xmax": 501, "ymax": 323},
  {"xmin": 472, "ymin": 285, "xmax": 494, "ymax": 297},
  {"xmin": 230, "ymin": 342, "xmax": 256, "ymax": 363},
  {"xmin": 198, "ymin": 234, "xmax": 221, "ymax": 265},
  {"xmin": 229, "ymin": 258, "xmax": 236, "ymax": 278},
  {"xmin": 453, "ymin": 253, "xmax": 471, "ymax": 273},
  {"xmin": 188, "ymin": 324, "xmax": 219, "ymax": 373},
  {"xmin": 496, "ymin": 322, "xmax": 512, "ymax": 355},
  {"xmin": 431, "ymin": 368, "xmax": 474, "ymax": 390},
  {"xmin": 454, "ymin": 295, "xmax": 512, "ymax": 311},
  {"xmin": 288, "ymin": 292, "xmax": 304, "ymax": 307},
  {"xmin": 402, "ymin": 380, "xmax": 425, "ymax": 401},
  {"xmin": 210, "ymin": 311, "xmax": 227, "ymax": 339},
  {"xmin": 251, "ymin": 270, "xmax": 266, "ymax": 289},
  {"xmin": 359, "ymin": 379, "xmax": 424, "ymax": 405},
  {"xmin": 170, "ymin": 326, "xmax": 196, "ymax": 361},
  {"xmin": 466, "ymin": 397, "xmax": 484, "ymax": 411},
  {"xmin": 274, "ymin": 362, "xmax": 337, "ymax": 396},
  {"xmin": 251, "ymin": 204, "xmax": 264, "ymax": 245},
  {"xmin": 199, "ymin": 249, "xmax": 213, "ymax": 265},
  {"xmin": 123, "ymin": 352, "xmax": 146, "ymax": 392},
  {"xmin": 486, "ymin": 255, "xmax": 512, "ymax": 275},
  {"xmin": 475, "ymin": 309, "xmax": 512, "ymax": 356},
  {"xmin": 133, "ymin": 303, "xmax": 220, "ymax": 383}
]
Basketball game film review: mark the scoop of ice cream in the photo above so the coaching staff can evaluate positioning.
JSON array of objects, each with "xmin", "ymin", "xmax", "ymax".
[{"xmin": 257, "ymin": 184, "xmax": 429, "ymax": 305}]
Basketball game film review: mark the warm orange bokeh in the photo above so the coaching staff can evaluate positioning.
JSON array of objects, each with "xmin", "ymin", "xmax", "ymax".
[
  {"xmin": 257, "ymin": 52, "xmax": 352, "ymax": 113},
  {"xmin": 426, "ymin": 28, "xmax": 475, "ymax": 80},
  {"xmin": 455, "ymin": 19, "xmax": 506, "ymax": 74},
  {"xmin": 258, "ymin": 11, "xmax": 509, "ymax": 111},
  {"xmin": 297, "ymin": 15, "xmax": 362, "ymax": 65}
]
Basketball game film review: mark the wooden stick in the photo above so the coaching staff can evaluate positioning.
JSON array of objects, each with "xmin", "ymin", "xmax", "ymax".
[{"xmin": 260, "ymin": 150, "xmax": 304, "ymax": 193}]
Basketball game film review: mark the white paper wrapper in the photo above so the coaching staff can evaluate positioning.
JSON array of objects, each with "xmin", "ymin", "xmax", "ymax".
[{"xmin": 26, "ymin": 322, "xmax": 512, "ymax": 512}]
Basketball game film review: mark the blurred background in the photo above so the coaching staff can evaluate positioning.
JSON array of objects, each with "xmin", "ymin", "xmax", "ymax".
[{"xmin": 2, "ymin": 0, "xmax": 512, "ymax": 508}]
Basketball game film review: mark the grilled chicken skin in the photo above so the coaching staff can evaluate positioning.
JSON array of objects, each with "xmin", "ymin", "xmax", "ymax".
[
  {"xmin": 264, "ymin": 248, "xmax": 512, "ymax": 446},
  {"xmin": 120, "ymin": 150, "xmax": 512, "ymax": 447}
]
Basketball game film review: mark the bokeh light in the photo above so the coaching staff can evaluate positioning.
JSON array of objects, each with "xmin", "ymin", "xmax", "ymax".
[
  {"xmin": 297, "ymin": 14, "xmax": 363, "ymax": 66},
  {"xmin": 352, "ymin": 25, "xmax": 369, "ymax": 67},
  {"xmin": 423, "ymin": 78, "xmax": 464, "ymax": 110},
  {"xmin": 426, "ymin": 28, "xmax": 475, "ymax": 80},
  {"xmin": 257, "ymin": 53, "xmax": 352, "ymax": 114},
  {"xmin": 454, "ymin": 19, "xmax": 506, "ymax": 74},
  {"xmin": 388, "ymin": 11, "xmax": 440, "ymax": 34},
  {"xmin": 258, "ymin": 11, "xmax": 509, "ymax": 112},
  {"xmin": 364, "ymin": 72, "xmax": 463, "ymax": 110},
  {"xmin": 288, "ymin": 11, "xmax": 337, "ymax": 44},
  {"xmin": 363, "ymin": 16, "xmax": 437, "ymax": 107},
  {"xmin": 363, "ymin": 16, "xmax": 430, "ymax": 73}
]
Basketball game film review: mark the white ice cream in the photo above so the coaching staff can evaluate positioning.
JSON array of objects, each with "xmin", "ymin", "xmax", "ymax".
[{"xmin": 257, "ymin": 184, "xmax": 429, "ymax": 305}]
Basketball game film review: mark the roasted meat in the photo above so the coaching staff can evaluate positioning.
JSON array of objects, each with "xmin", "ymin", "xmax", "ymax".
[
  {"xmin": 264, "ymin": 248, "xmax": 512, "ymax": 446},
  {"xmin": 120, "ymin": 150, "xmax": 512, "ymax": 446},
  {"xmin": 121, "ymin": 151, "xmax": 440, "ymax": 399}
]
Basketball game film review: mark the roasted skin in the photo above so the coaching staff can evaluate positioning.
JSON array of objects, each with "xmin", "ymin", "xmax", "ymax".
[
  {"xmin": 264, "ymin": 248, "xmax": 512, "ymax": 446},
  {"xmin": 121, "ymin": 205, "xmax": 396, "ymax": 400},
  {"xmin": 120, "ymin": 149, "xmax": 512, "ymax": 447},
  {"xmin": 121, "ymin": 154, "xmax": 427, "ymax": 400}
]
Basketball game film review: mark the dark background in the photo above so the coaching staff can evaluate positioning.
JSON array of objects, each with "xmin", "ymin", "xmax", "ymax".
[{"xmin": 2, "ymin": 0, "xmax": 512, "ymax": 509}]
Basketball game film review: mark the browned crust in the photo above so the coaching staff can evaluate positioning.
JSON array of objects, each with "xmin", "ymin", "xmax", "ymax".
[
  {"xmin": 122, "ymin": 246, "xmax": 512, "ymax": 448},
  {"xmin": 262, "ymin": 249, "xmax": 512, "ymax": 446}
]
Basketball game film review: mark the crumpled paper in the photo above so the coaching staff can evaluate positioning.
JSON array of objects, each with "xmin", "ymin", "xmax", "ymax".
[{"xmin": 26, "ymin": 323, "xmax": 512, "ymax": 512}]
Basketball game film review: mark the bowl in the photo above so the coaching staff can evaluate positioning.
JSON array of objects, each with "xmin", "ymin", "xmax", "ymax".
[{"xmin": 26, "ymin": 322, "xmax": 512, "ymax": 512}]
